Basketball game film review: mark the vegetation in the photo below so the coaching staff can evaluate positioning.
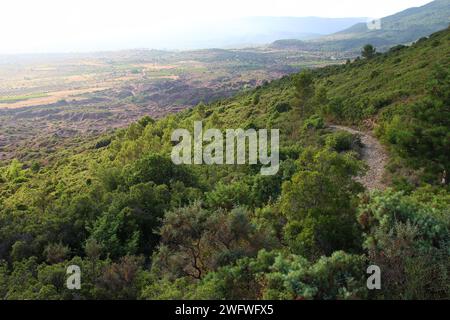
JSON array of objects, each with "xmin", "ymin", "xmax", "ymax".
[
  {"xmin": 0, "ymin": 27, "xmax": 449, "ymax": 300},
  {"xmin": 361, "ymin": 44, "xmax": 377, "ymax": 59},
  {"xmin": 0, "ymin": 93, "xmax": 48, "ymax": 104}
]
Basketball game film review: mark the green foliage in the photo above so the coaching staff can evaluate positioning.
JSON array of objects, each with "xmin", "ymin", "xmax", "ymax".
[
  {"xmin": 124, "ymin": 153, "xmax": 196, "ymax": 187},
  {"xmin": 325, "ymin": 131, "xmax": 362, "ymax": 153},
  {"xmin": 303, "ymin": 115, "xmax": 325, "ymax": 130},
  {"xmin": 2, "ymin": 159, "xmax": 27, "ymax": 183},
  {"xmin": 206, "ymin": 181, "xmax": 252, "ymax": 210},
  {"xmin": 89, "ymin": 207, "xmax": 141, "ymax": 258},
  {"xmin": 358, "ymin": 189, "xmax": 450, "ymax": 299},
  {"xmin": 44, "ymin": 243, "xmax": 71, "ymax": 264},
  {"xmin": 381, "ymin": 66, "xmax": 450, "ymax": 181},
  {"xmin": 185, "ymin": 250, "xmax": 368, "ymax": 300},
  {"xmin": 361, "ymin": 44, "xmax": 377, "ymax": 59},
  {"xmin": 0, "ymin": 27, "xmax": 449, "ymax": 300},
  {"xmin": 153, "ymin": 203, "xmax": 276, "ymax": 280},
  {"xmin": 319, "ymin": 28, "xmax": 450, "ymax": 184},
  {"xmin": 94, "ymin": 137, "xmax": 112, "ymax": 149},
  {"xmin": 294, "ymin": 70, "xmax": 315, "ymax": 116},
  {"xmin": 273, "ymin": 102, "xmax": 291, "ymax": 113},
  {"xmin": 281, "ymin": 148, "xmax": 365, "ymax": 257}
]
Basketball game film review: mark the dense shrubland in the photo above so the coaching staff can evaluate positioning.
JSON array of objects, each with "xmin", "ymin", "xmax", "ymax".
[{"xmin": 0, "ymin": 28, "xmax": 449, "ymax": 300}]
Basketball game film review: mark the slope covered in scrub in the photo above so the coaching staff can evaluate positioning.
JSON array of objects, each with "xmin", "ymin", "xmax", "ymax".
[{"xmin": 0, "ymin": 28, "xmax": 449, "ymax": 300}]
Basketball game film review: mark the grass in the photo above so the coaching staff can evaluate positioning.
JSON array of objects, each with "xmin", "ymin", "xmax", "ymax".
[{"xmin": 0, "ymin": 93, "xmax": 48, "ymax": 104}]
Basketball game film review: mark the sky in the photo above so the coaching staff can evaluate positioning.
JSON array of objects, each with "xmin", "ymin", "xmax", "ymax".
[{"xmin": 0, "ymin": 0, "xmax": 434, "ymax": 54}]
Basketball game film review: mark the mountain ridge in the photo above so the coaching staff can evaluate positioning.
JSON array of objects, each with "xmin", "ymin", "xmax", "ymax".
[{"xmin": 272, "ymin": 0, "xmax": 450, "ymax": 52}]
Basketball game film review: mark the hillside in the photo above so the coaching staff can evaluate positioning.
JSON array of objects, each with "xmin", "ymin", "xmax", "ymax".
[
  {"xmin": 0, "ymin": 28, "xmax": 449, "ymax": 300},
  {"xmin": 273, "ymin": 0, "xmax": 450, "ymax": 52}
]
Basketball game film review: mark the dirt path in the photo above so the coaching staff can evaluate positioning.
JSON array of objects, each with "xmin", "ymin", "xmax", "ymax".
[{"xmin": 330, "ymin": 125, "xmax": 388, "ymax": 190}]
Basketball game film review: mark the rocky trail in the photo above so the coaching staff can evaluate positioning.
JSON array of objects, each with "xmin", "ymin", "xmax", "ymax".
[{"xmin": 330, "ymin": 125, "xmax": 388, "ymax": 190}]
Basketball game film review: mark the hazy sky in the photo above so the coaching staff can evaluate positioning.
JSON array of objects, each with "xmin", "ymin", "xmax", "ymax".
[{"xmin": 0, "ymin": 0, "xmax": 434, "ymax": 54}]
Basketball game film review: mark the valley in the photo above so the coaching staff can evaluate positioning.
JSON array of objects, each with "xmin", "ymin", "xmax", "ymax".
[{"xmin": 0, "ymin": 47, "xmax": 343, "ymax": 162}]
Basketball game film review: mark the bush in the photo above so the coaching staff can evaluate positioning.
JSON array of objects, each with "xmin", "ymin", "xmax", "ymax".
[
  {"xmin": 358, "ymin": 190, "xmax": 450, "ymax": 299},
  {"xmin": 281, "ymin": 149, "xmax": 364, "ymax": 257},
  {"xmin": 206, "ymin": 181, "xmax": 252, "ymax": 210},
  {"xmin": 325, "ymin": 131, "xmax": 362, "ymax": 153},
  {"xmin": 273, "ymin": 102, "xmax": 291, "ymax": 113},
  {"xmin": 192, "ymin": 250, "xmax": 368, "ymax": 300},
  {"xmin": 303, "ymin": 115, "xmax": 325, "ymax": 130},
  {"xmin": 94, "ymin": 137, "xmax": 111, "ymax": 149}
]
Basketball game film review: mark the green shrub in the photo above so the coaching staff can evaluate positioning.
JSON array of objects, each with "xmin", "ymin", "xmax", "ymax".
[
  {"xmin": 325, "ymin": 131, "xmax": 362, "ymax": 153},
  {"xmin": 303, "ymin": 115, "xmax": 325, "ymax": 130},
  {"xmin": 273, "ymin": 102, "xmax": 291, "ymax": 113}
]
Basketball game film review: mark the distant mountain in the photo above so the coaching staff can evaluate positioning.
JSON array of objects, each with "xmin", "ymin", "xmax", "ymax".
[
  {"xmin": 229, "ymin": 16, "xmax": 369, "ymax": 41},
  {"xmin": 272, "ymin": 0, "xmax": 450, "ymax": 53},
  {"xmin": 136, "ymin": 16, "xmax": 368, "ymax": 50}
]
